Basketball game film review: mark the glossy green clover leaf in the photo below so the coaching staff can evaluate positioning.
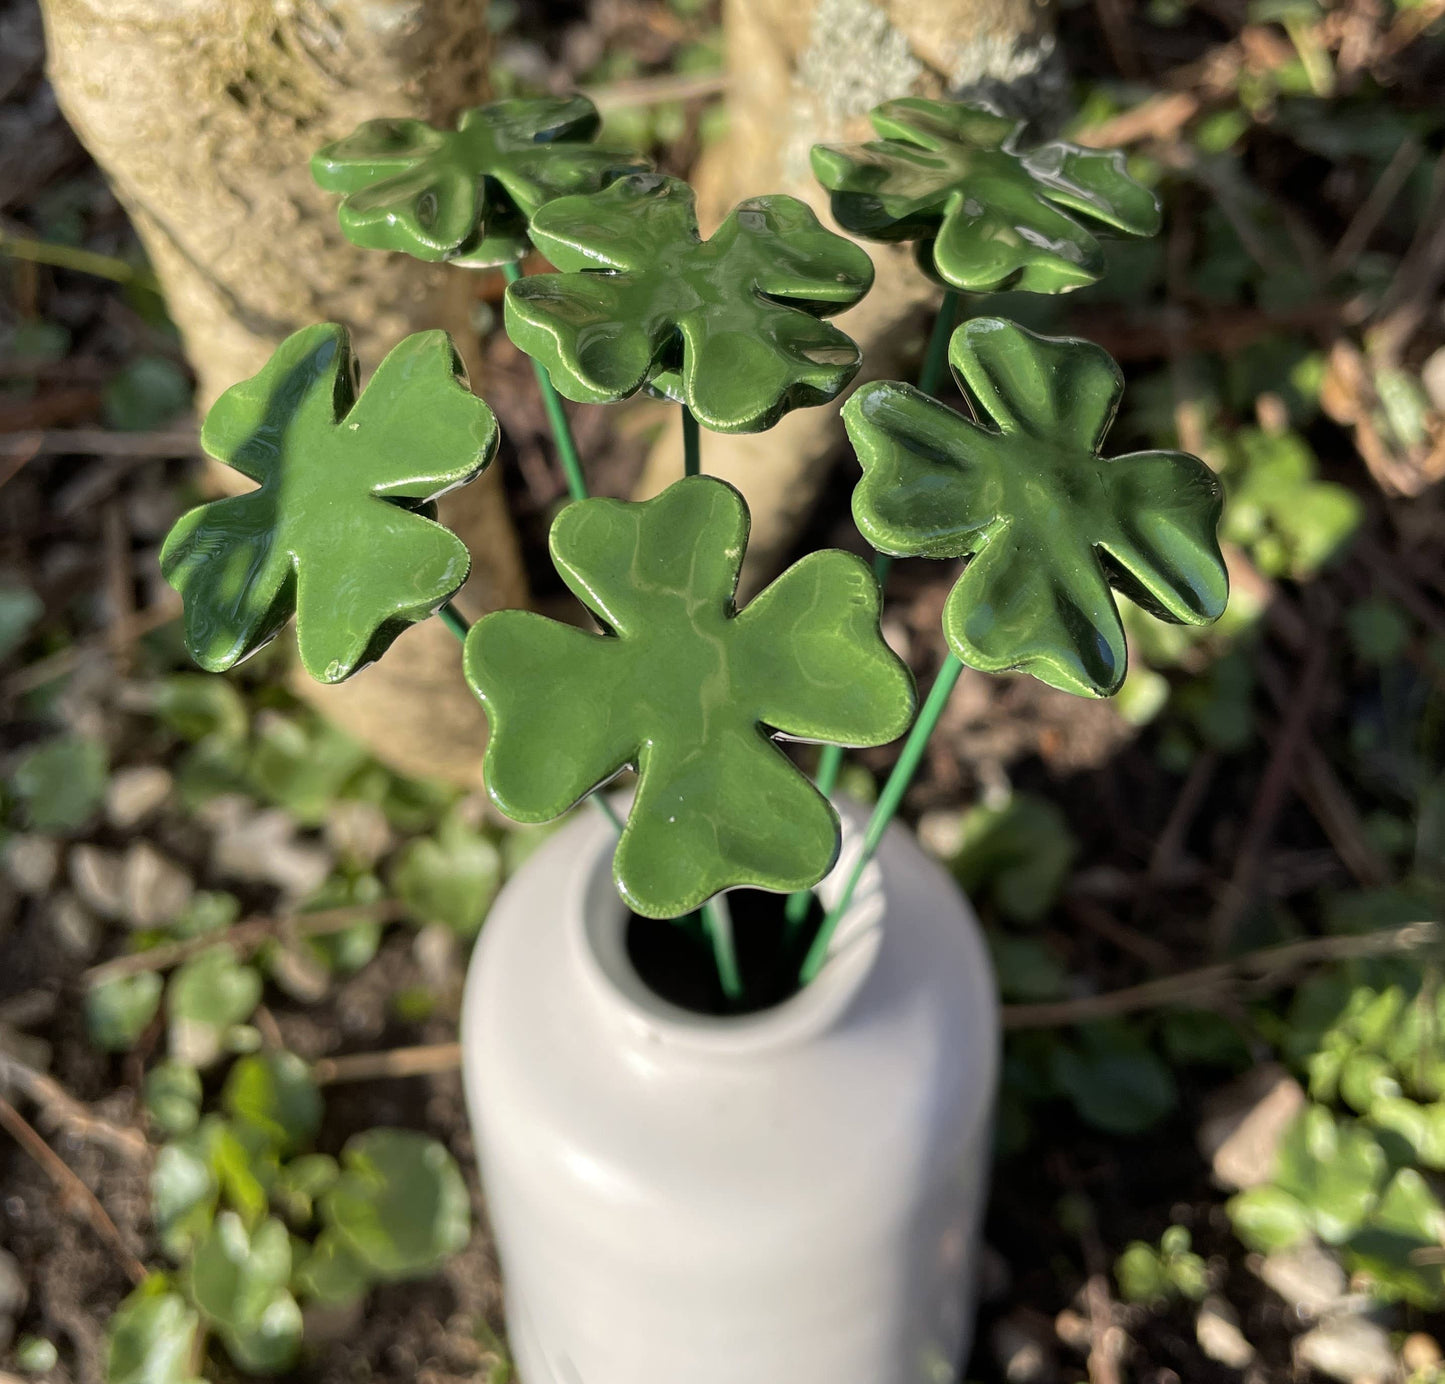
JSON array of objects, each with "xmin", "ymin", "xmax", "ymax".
[
  {"xmin": 504, "ymin": 172, "xmax": 875, "ymax": 433},
  {"xmin": 811, "ymin": 98, "xmax": 1161, "ymax": 294},
  {"xmin": 465, "ymin": 475, "xmax": 915, "ymax": 918},
  {"xmin": 161, "ymin": 324, "xmax": 497, "ymax": 684},
  {"xmin": 847, "ymin": 317, "xmax": 1227, "ymax": 698},
  {"xmin": 312, "ymin": 95, "xmax": 648, "ymax": 265}
]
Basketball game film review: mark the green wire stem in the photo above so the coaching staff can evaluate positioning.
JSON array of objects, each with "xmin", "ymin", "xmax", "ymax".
[
  {"xmin": 502, "ymin": 260, "xmax": 588, "ymax": 503},
  {"xmin": 918, "ymin": 289, "xmax": 960, "ymax": 396},
  {"xmin": 785, "ymin": 288, "xmax": 961, "ymax": 931},
  {"xmin": 799, "ymin": 653, "xmax": 964, "ymax": 985},
  {"xmin": 702, "ymin": 894, "xmax": 743, "ymax": 1001},
  {"xmin": 437, "ymin": 600, "xmax": 471, "ymax": 643},
  {"xmin": 678, "ymin": 399, "xmax": 739, "ymax": 996},
  {"xmin": 682, "ymin": 405, "xmax": 701, "ymax": 477},
  {"xmin": 592, "ymin": 792, "xmax": 625, "ymax": 833}
]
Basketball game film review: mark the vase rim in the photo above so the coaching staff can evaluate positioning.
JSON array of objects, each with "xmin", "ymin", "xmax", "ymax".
[{"xmin": 568, "ymin": 797, "xmax": 886, "ymax": 1058}]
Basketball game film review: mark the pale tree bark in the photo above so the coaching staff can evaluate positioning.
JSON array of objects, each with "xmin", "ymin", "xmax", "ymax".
[
  {"xmin": 637, "ymin": 0, "xmax": 1063, "ymax": 587},
  {"xmin": 40, "ymin": 0, "xmax": 525, "ymax": 785}
]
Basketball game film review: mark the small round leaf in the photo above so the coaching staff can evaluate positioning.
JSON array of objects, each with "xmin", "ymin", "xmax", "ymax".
[
  {"xmin": 320, "ymin": 1129, "xmax": 470, "ymax": 1281},
  {"xmin": 86, "ymin": 973, "xmax": 162, "ymax": 1053},
  {"xmin": 221, "ymin": 1052, "xmax": 322, "ymax": 1155}
]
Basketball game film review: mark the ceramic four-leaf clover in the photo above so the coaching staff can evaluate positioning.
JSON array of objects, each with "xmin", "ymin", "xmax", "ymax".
[
  {"xmin": 811, "ymin": 98, "xmax": 1161, "ymax": 294},
  {"xmin": 161, "ymin": 324, "xmax": 497, "ymax": 683},
  {"xmin": 846, "ymin": 317, "xmax": 1227, "ymax": 698},
  {"xmin": 464, "ymin": 475, "xmax": 915, "ymax": 917},
  {"xmin": 312, "ymin": 95, "xmax": 649, "ymax": 265},
  {"xmin": 503, "ymin": 172, "xmax": 875, "ymax": 433}
]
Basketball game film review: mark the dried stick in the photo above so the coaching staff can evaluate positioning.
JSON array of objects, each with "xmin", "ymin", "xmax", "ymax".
[
  {"xmin": 1002, "ymin": 920, "xmax": 1438, "ymax": 1029},
  {"xmin": 1255, "ymin": 654, "xmax": 1388, "ymax": 887},
  {"xmin": 1144, "ymin": 751, "xmax": 1219, "ymax": 891},
  {"xmin": 585, "ymin": 70, "xmax": 727, "ymax": 112},
  {"xmin": 1065, "ymin": 897, "xmax": 1175, "ymax": 972},
  {"xmin": 84, "ymin": 901, "xmax": 405, "ymax": 987},
  {"xmin": 1330, "ymin": 137, "xmax": 1423, "ymax": 274},
  {"xmin": 0, "ymin": 1051, "xmax": 148, "ymax": 1162},
  {"xmin": 1207, "ymin": 637, "xmax": 1328, "ymax": 953},
  {"xmin": 0, "ymin": 1094, "xmax": 146, "ymax": 1285},
  {"xmin": 313, "ymin": 1042, "xmax": 462, "ymax": 1086},
  {"xmin": 3, "ymin": 596, "xmax": 181, "ymax": 696},
  {"xmin": 0, "ymin": 426, "xmax": 201, "ymax": 459}
]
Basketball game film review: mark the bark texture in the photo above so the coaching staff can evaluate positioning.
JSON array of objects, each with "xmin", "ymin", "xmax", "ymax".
[
  {"xmin": 41, "ymin": 0, "xmax": 525, "ymax": 784},
  {"xmin": 637, "ymin": 0, "xmax": 1063, "ymax": 587}
]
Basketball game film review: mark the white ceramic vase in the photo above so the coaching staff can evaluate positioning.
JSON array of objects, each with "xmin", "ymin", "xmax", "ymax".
[{"xmin": 461, "ymin": 799, "xmax": 998, "ymax": 1384}]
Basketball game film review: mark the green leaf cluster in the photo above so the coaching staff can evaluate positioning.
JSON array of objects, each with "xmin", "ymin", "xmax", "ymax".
[
  {"xmin": 390, "ymin": 808, "xmax": 503, "ymax": 939},
  {"xmin": 1231, "ymin": 976, "xmax": 1445, "ymax": 1308},
  {"xmin": 113, "ymin": 1050, "xmax": 471, "ymax": 1379},
  {"xmin": 1115, "ymin": 1225, "xmax": 1209, "ymax": 1305},
  {"xmin": 6, "ymin": 735, "xmax": 108, "ymax": 833},
  {"xmin": 1219, "ymin": 428, "xmax": 1361, "ymax": 580},
  {"xmin": 948, "ymin": 794, "xmax": 1078, "ymax": 923}
]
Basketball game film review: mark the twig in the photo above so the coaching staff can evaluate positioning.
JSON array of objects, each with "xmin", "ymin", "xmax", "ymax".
[
  {"xmin": 0, "ymin": 989, "xmax": 56, "ymax": 1029},
  {"xmin": 1355, "ymin": 536, "xmax": 1445, "ymax": 642},
  {"xmin": 1065, "ymin": 1186, "xmax": 1125, "ymax": 1384},
  {"xmin": 1254, "ymin": 654, "xmax": 1389, "ymax": 887},
  {"xmin": 0, "ymin": 425, "xmax": 202, "ymax": 460},
  {"xmin": 1370, "ymin": 148, "xmax": 1445, "ymax": 363},
  {"xmin": 1083, "ymin": 1272, "xmax": 1124, "ymax": 1384},
  {"xmin": 1207, "ymin": 635, "xmax": 1329, "ymax": 953},
  {"xmin": 2, "ymin": 596, "xmax": 181, "ymax": 697},
  {"xmin": 1065, "ymin": 897, "xmax": 1176, "ymax": 972},
  {"xmin": 584, "ymin": 70, "xmax": 728, "ymax": 112},
  {"xmin": 1092, "ymin": 0, "xmax": 1145, "ymax": 79},
  {"xmin": 0, "ymin": 231, "xmax": 160, "ymax": 291},
  {"xmin": 1075, "ymin": 92, "xmax": 1200, "ymax": 148},
  {"xmin": 0, "ymin": 434, "xmax": 42, "ymax": 490},
  {"xmin": 0, "ymin": 387, "xmax": 102, "ymax": 434},
  {"xmin": 1078, "ymin": 303, "xmax": 1339, "ymax": 364},
  {"xmin": 0, "ymin": 1051, "xmax": 148, "ymax": 1162},
  {"xmin": 83, "ymin": 901, "xmax": 405, "ymax": 987},
  {"xmin": 1330, "ymin": 137, "xmax": 1423, "ymax": 275},
  {"xmin": 1145, "ymin": 752, "xmax": 1218, "ymax": 889},
  {"xmin": 0, "ymin": 1093, "xmax": 146, "ymax": 1284},
  {"xmin": 1294, "ymin": 743, "xmax": 1390, "ymax": 887},
  {"xmin": 251, "ymin": 1004, "xmax": 286, "ymax": 1053},
  {"xmin": 1002, "ymin": 920, "xmax": 1439, "ymax": 1029},
  {"xmin": 103, "ymin": 502, "xmax": 136, "ymax": 677},
  {"xmin": 313, "ymin": 1041, "xmax": 462, "ymax": 1085}
]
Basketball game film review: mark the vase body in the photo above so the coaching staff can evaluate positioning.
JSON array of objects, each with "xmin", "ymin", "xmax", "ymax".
[{"xmin": 460, "ymin": 799, "xmax": 998, "ymax": 1384}]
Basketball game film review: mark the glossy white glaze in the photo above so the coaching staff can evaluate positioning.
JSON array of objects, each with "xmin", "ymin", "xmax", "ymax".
[{"xmin": 461, "ymin": 799, "xmax": 997, "ymax": 1384}]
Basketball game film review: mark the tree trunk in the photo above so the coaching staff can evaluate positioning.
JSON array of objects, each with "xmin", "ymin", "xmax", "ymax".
[
  {"xmin": 40, "ymin": 0, "xmax": 525, "ymax": 785},
  {"xmin": 637, "ymin": 0, "xmax": 1062, "ymax": 587}
]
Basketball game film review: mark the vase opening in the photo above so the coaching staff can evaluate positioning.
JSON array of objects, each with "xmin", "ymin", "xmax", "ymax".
[{"xmin": 624, "ymin": 888, "xmax": 826, "ymax": 1017}]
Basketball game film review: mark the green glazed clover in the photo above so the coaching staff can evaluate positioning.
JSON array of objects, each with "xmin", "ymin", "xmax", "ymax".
[
  {"xmin": 503, "ymin": 172, "xmax": 875, "ymax": 433},
  {"xmin": 312, "ymin": 95, "xmax": 648, "ymax": 265},
  {"xmin": 464, "ymin": 475, "xmax": 915, "ymax": 917},
  {"xmin": 847, "ymin": 317, "xmax": 1227, "ymax": 698},
  {"xmin": 161, "ymin": 324, "xmax": 497, "ymax": 683},
  {"xmin": 811, "ymin": 98, "xmax": 1161, "ymax": 294}
]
